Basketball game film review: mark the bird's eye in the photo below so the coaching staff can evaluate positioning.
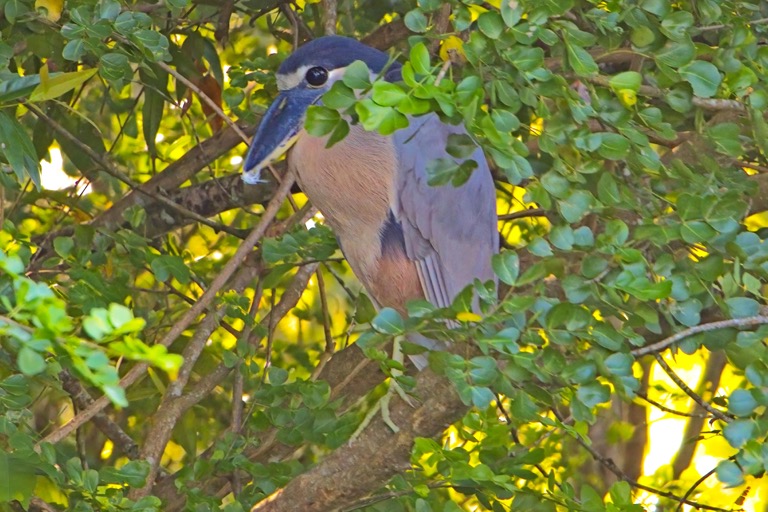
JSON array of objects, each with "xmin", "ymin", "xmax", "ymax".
[{"xmin": 305, "ymin": 66, "xmax": 329, "ymax": 87}]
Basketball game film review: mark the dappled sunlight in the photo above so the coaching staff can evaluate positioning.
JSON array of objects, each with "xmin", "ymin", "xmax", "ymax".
[{"xmin": 40, "ymin": 147, "xmax": 91, "ymax": 193}]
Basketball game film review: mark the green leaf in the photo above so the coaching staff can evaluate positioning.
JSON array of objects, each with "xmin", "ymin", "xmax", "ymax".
[
  {"xmin": 62, "ymin": 39, "xmax": 86, "ymax": 62},
  {"xmin": 326, "ymin": 119, "xmax": 350, "ymax": 147},
  {"xmin": 500, "ymin": 0, "xmax": 522, "ymax": 27},
  {"xmin": 0, "ymin": 112, "xmax": 41, "ymax": 187},
  {"xmin": 404, "ymin": 9, "xmax": 428, "ymax": 33},
  {"xmin": 660, "ymin": 11, "xmax": 693, "ymax": 41},
  {"xmin": 445, "ymin": 133, "xmax": 477, "ymax": 159},
  {"xmin": 541, "ymin": 171, "xmax": 570, "ymax": 198},
  {"xmin": 322, "ymin": 81, "xmax": 356, "ymax": 110},
  {"xmin": 640, "ymin": 0, "xmax": 669, "ymax": 16},
  {"xmin": 727, "ymin": 389, "xmax": 757, "ymax": 417},
  {"xmin": 410, "ymin": 43, "xmax": 431, "ymax": 75},
  {"xmin": 577, "ymin": 382, "xmax": 611, "ymax": 408},
  {"xmin": 609, "ymin": 71, "xmax": 642, "ymax": 93},
  {"xmin": 342, "ymin": 60, "xmax": 372, "ymax": 90},
  {"xmin": 492, "ymin": 251, "xmax": 519, "ymax": 286},
  {"xmin": 151, "ymin": 255, "xmax": 191, "ymax": 284},
  {"xmin": 707, "ymin": 122, "xmax": 742, "ymax": 156},
  {"xmin": 53, "ymin": 236, "xmax": 74, "ymax": 258},
  {"xmin": 0, "ymin": 453, "xmax": 36, "ymax": 503},
  {"xmin": 372, "ymin": 307, "xmax": 405, "ymax": 335},
  {"xmin": 267, "ymin": 366, "xmax": 288, "ymax": 385},
  {"xmin": 355, "ymin": 100, "xmax": 409, "ymax": 135},
  {"xmin": 725, "ymin": 297, "xmax": 760, "ymax": 319},
  {"xmin": 372, "ymin": 81, "xmax": 407, "ymax": 107},
  {"xmin": 99, "ymin": 53, "xmax": 133, "ymax": 87},
  {"xmin": 558, "ymin": 190, "xmax": 594, "ymax": 223},
  {"xmin": 29, "ymin": 68, "xmax": 97, "ymax": 102},
  {"xmin": 305, "ymin": 105, "xmax": 341, "ymax": 137},
  {"xmin": 100, "ymin": 0, "xmax": 121, "ymax": 20},
  {"xmin": 678, "ymin": 61, "xmax": 722, "ymax": 98},
  {"xmin": 631, "ymin": 26, "xmax": 656, "ymax": 47},
  {"xmin": 597, "ymin": 133, "xmax": 630, "ymax": 160},
  {"xmin": 140, "ymin": 66, "xmax": 168, "ymax": 156},
  {"xmin": 670, "ymin": 299, "xmax": 702, "ymax": 327},
  {"xmin": 478, "ymin": 11, "xmax": 504, "ymax": 39},
  {"xmin": 468, "ymin": 356, "xmax": 497, "ymax": 386},
  {"xmin": 550, "ymin": 226, "xmax": 574, "ymax": 250},
  {"xmin": 424, "ymin": 157, "xmax": 476, "ymax": 187},
  {"xmin": 100, "ymin": 460, "xmax": 149, "ymax": 487},
  {"xmin": 716, "ymin": 460, "xmax": 744, "ymax": 486},
  {"xmin": 108, "ymin": 304, "xmax": 134, "ymax": 330},
  {"xmin": 565, "ymin": 40, "xmax": 598, "ymax": 76},
  {"xmin": 470, "ymin": 386, "xmax": 495, "ymax": 408},
  {"xmin": 604, "ymin": 353, "xmax": 634, "ymax": 377},
  {"xmin": 723, "ymin": 420, "xmax": 754, "ymax": 448},
  {"xmin": 17, "ymin": 347, "xmax": 46, "ymax": 376},
  {"xmin": 597, "ymin": 173, "xmax": 621, "ymax": 205},
  {"xmin": 573, "ymin": 226, "xmax": 594, "ymax": 247},
  {"xmin": 83, "ymin": 308, "xmax": 111, "ymax": 339},
  {"xmin": 655, "ymin": 39, "xmax": 695, "ymax": 67},
  {"xmin": 417, "ymin": 0, "xmax": 441, "ymax": 12},
  {"xmin": 131, "ymin": 29, "xmax": 171, "ymax": 62}
]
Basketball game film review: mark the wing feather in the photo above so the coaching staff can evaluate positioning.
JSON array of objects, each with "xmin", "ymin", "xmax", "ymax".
[{"xmin": 391, "ymin": 114, "xmax": 499, "ymax": 312}]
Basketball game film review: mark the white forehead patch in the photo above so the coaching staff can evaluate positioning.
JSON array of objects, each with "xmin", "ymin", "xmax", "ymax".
[{"xmin": 277, "ymin": 65, "xmax": 312, "ymax": 91}]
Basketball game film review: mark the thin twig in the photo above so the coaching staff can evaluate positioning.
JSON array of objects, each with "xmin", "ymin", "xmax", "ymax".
[
  {"xmin": 653, "ymin": 354, "xmax": 733, "ymax": 424},
  {"xmin": 342, "ymin": 483, "xmax": 453, "ymax": 511},
  {"xmin": 631, "ymin": 315, "xmax": 768, "ymax": 356},
  {"xmin": 696, "ymin": 17, "xmax": 768, "ymax": 32},
  {"xmin": 280, "ymin": 4, "xmax": 301, "ymax": 50},
  {"xmin": 316, "ymin": 269, "xmax": 335, "ymax": 356},
  {"xmin": 147, "ymin": 60, "xmax": 247, "ymax": 144},
  {"xmin": 496, "ymin": 394, "xmax": 554, "ymax": 483},
  {"xmin": 498, "ymin": 208, "xmax": 547, "ymax": 221},
  {"xmin": 434, "ymin": 59, "xmax": 452, "ymax": 87},
  {"xmin": 675, "ymin": 467, "xmax": 718, "ymax": 511},
  {"xmin": 636, "ymin": 391, "xmax": 709, "ymax": 419}
]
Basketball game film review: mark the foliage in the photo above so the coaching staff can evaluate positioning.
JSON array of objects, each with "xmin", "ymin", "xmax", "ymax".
[{"xmin": 1, "ymin": 0, "xmax": 768, "ymax": 511}]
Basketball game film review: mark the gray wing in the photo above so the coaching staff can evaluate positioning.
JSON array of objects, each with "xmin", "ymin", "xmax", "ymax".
[{"xmin": 391, "ymin": 114, "xmax": 499, "ymax": 311}]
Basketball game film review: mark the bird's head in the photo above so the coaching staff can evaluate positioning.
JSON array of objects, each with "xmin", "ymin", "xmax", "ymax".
[{"xmin": 242, "ymin": 36, "xmax": 393, "ymax": 184}]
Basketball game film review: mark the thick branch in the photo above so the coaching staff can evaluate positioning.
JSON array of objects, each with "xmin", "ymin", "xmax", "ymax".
[
  {"xmin": 361, "ymin": 19, "xmax": 409, "ymax": 51},
  {"xmin": 92, "ymin": 121, "xmax": 256, "ymax": 232},
  {"xmin": 251, "ymin": 365, "xmax": 467, "ymax": 512}
]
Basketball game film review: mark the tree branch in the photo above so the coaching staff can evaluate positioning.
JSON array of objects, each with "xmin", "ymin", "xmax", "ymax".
[
  {"xmin": 630, "ymin": 315, "xmax": 768, "ymax": 356},
  {"xmin": 587, "ymin": 75, "xmax": 746, "ymax": 112},
  {"xmin": 59, "ymin": 370, "xmax": 139, "ymax": 459},
  {"xmin": 653, "ymin": 354, "xmax": 733, "ymax": 424},
  {"xmin": 250, "ymin": 364, "xmax": 468, "ymax": 512}
]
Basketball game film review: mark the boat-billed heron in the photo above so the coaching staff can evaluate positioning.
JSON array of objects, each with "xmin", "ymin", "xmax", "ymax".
[{"xmin": 243, "ymin": 36, "xmax": 498, "ymax": 365}]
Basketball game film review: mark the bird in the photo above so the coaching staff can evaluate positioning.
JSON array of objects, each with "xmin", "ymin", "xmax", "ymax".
[{"xmin": 243, "ymin": 35, "xmax": 498, "ymax": 370}]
